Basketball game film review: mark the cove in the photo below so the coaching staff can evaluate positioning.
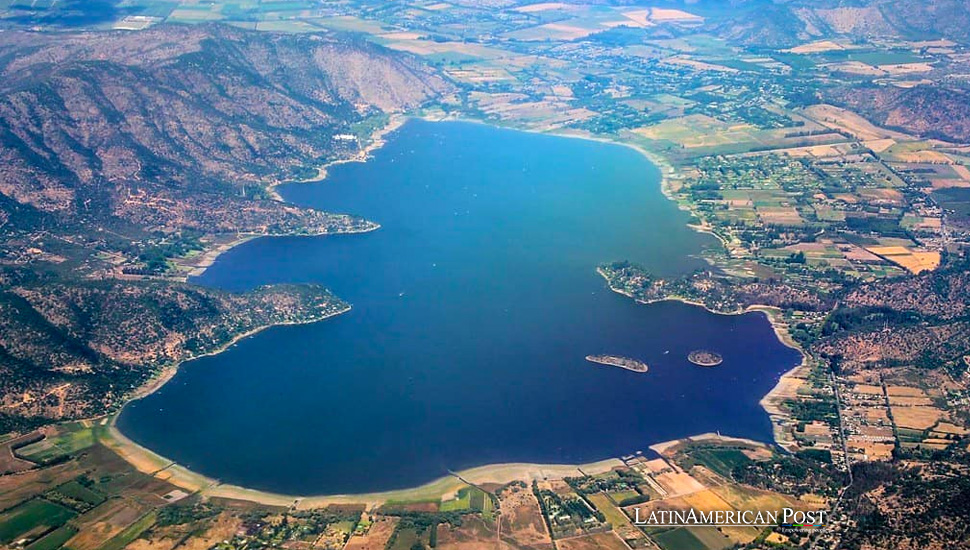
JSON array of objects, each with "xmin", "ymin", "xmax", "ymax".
[{"xmin": 117, "ymin": 120, "xmax": 802, "ymax": 495}]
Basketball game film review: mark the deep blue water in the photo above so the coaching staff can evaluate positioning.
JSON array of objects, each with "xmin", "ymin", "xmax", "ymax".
[{"xmin": 117, "ymin": 121, "xmax": 801, "ymax": 495}]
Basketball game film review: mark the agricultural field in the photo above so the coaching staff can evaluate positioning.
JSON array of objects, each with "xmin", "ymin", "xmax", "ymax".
[
  {"xmin": 588, "ymin": 495, "xmax": 628, "ymax": 526},
  {"xmin": 435, "ymin": 515, "xmax": 496, "ymax": 550},
  {"xmin": 555, "ymin": 532, "xmax": 629, "ymax": 550},
  {"xmin": 64, "ymin": 498, "xmax": 154, "ymax": 550},
  {"xmin": 651, "ymin": 526, "xmax": 727, "ymax": 550},
  {"xmin": 0, "ymin": 432, "xmax": 40, "ymax": 475},
  {"xmin": 97, "ymin": 511, "xmax": 158, "ymax": 550},
  {"xmin": 586, "ymin": 493, "xmax": 646, "ymax": 546},
  {"xmin": 680, "ymin": 447, "xmax": 752, "ymax": 478},
  {"xmin": 620, "ymin": 440, "xmax": 825, "ymax": 547},
  {"xmin": 0, "ymin": 499, "xmax": 76, "ymax": 545},
  {"xmin": 0, "ymin": 422, "xmax": 193, "ymax": 550},
  {"xmin": 24, "ymin": 525, "xmax": 78, "ymax": 550},
  {"xmin": 44, "ymin": 479, "xmax": 107, "ymax": 512},
  {"xmin": 495, "ymin": 482, "xmax": 553, "ymax": 550},
  {"xmin": 709, "ymin": 484, "xmax": 801, "ymax": 515},
  {"xmin": 387, "ymin": 526, "xmax": 423, "ymax": 550},
  {"xmin": 15, "ymin": 423, "xmax": 95, "ymax": 465},
  {"xmin": 440, "ymin": 486, "xmax": 492, "ymax": 515},
  {"xmin": 345, "ymin": 517, "xmax": 400, "ymax": 550}
]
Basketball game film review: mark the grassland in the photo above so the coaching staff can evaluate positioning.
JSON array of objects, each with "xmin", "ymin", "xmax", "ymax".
[{"xmin": 588, "ymin": 493, "xmax": 631, "ymax": 528}]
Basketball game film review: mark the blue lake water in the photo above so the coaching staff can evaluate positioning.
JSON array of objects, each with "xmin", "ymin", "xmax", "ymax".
[{"xmin": 117, "ymin": 120, "xmax": 801, "ymax": 495}]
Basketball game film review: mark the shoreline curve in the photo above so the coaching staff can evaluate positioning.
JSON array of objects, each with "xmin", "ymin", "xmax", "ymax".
[{"xmin": 100, "ymin": 115, "xmax": 808, "ymax": 505}]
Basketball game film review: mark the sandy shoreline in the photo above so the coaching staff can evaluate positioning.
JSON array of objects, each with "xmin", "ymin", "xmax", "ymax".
[
  {"xmin": 99, "ymin": 412, "xmax": 625, "ymax": 508},
  {"xmin": 96, "ymin": 115, "xmax": 807, "ymax": 508},
  {"xmin": 183, "ymin": 236, "xmax": 258, "ymax": 279}
]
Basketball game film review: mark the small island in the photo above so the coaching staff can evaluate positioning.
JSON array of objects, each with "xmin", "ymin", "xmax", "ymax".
[
  {"xmin": 586, "ymin": 355, "xmax": 648, "ymax": 373},
  {"xmin": 688, "ymin": 350, "xmax": 723, "ymax": 367}
]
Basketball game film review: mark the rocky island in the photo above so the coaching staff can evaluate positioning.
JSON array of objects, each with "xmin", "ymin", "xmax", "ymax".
[
  {"xmin": 585, "ymin": 355, "xmax": 648, "ymax": 373},
  {"xmin": 688, "ymin": 350, "xmax": 724, "ymax": 367}
]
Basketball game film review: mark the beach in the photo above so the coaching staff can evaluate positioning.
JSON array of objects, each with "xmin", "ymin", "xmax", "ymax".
[{"xmin": 98, "ymin": 417, "xmax": 623, "ymax": 508}]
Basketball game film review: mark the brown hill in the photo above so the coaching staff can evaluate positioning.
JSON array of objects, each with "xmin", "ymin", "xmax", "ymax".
[
  {"xmin": 0, "ymin": 24, "xmax": 449, "ymax": 431},
  {"xmin": 0, "ymin": 279, "xmax": 347, "ymax": 431},
  {"xmin": 0, "ymin": 24, "xmax": 448, "ymax": 229},
  {"xmin": 827, "ymin": 85, "xmax": 970, "ymax": 143}
]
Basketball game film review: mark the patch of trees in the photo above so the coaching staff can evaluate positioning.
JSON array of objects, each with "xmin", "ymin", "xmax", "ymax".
[
  {"xmin": 157, "ymin": 502, "xmax": 223, "ymax": 527},
  {"xmin": 786, "ymin": 399, "xmax": 839, "ymax": 427},
  {"xmin": 795, "ymin": 448, "xmax": 832, "ymax": 464},
  {"xmin": 732, "ymin": 454, "xmax": 841, "ymax": 498},
  {"xmin": 822, "ymin": 306, "xmax": 924, "ymax": 335},
  {"xmin": 617, "ymin": 494, "xmax": 651, "ymax": 507}
]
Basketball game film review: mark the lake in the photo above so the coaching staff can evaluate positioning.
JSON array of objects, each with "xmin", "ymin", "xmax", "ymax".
[{"xmin": 117, "ymin": 120, "xmax": 801, "ymax": 495}]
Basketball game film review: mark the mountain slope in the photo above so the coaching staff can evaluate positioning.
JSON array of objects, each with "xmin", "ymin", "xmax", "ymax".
[
  {"xmin": 827, "ymin": 85, "xmax": 970, "ymax": 143},
  {"xmin": 0, "ymin": 24, "xmax": 450, "ymax": 430},
  {"xmin": 0, "ymin": 24, "xmax": 448, "ymax": 226}
]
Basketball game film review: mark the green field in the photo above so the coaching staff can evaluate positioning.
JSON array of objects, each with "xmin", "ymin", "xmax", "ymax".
[
  {"xmin": 16, "ymin": 424, "xmax": 94, "ymax": 464},
  {"xmin": 588, "ymin": 494, "xmax": 629, "ymax": 528},
  {"xmin": 932, "ymin": 188, "xmax": 970, "ymax": 225},
  {"xmin": 652, "ymin": 527, "xmax": 707, "ymax": 550},
  {"xmin": 607, "ymin": 490, "xmax": 640, "ymax": 503},
  {"xmin": 822, "ymin": 49, "xmax": 924, "ymax": 66},
  {"xmin": 469, "ymin": 487, "xmax": 487, "ymax": 511},
  {"xmin": 686, "ymin": 526, "xmax": 732, "ymax": 550},
  {"xmin": 330, "ymin": 520, "xmax": 357, "ymax": 538},
  {"xmin": 689, "ymin": 448, "xmax": 752, "ymax": 478},
  {"xmin": 388, "ymin": 527, "xmax": 420, "ymax": 550},
  {"xmin": 440, "ymin": 488, "xmax": 472, "ymax": 512},
  {"xmin": 98, "ymin": 512, "xmax": 157, "ymax": 550},
  {"xmin": 50, "ymin": 480, "xmax": 106, "ymax": 508},
  {"xmin": 0, "ymin": 499, "xmax": 77, "ymax": 544},
  {"xmin": 440, "ymin": 486, "xmax": 491, "ymax": 513},
  {"xmin": 24, "ymin": 526, "xmax": 78, "ymax": 550}
]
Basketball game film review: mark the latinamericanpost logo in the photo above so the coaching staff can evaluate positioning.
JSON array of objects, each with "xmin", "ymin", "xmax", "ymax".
[{"xmin": 632, "ymin": 507, "xmax": 827, "ymax": 533}]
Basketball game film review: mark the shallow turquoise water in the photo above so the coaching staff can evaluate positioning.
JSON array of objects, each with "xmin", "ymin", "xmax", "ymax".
[{"xmin": 118, "ymin": 121, "xmax": 801, "ymax": 495}]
